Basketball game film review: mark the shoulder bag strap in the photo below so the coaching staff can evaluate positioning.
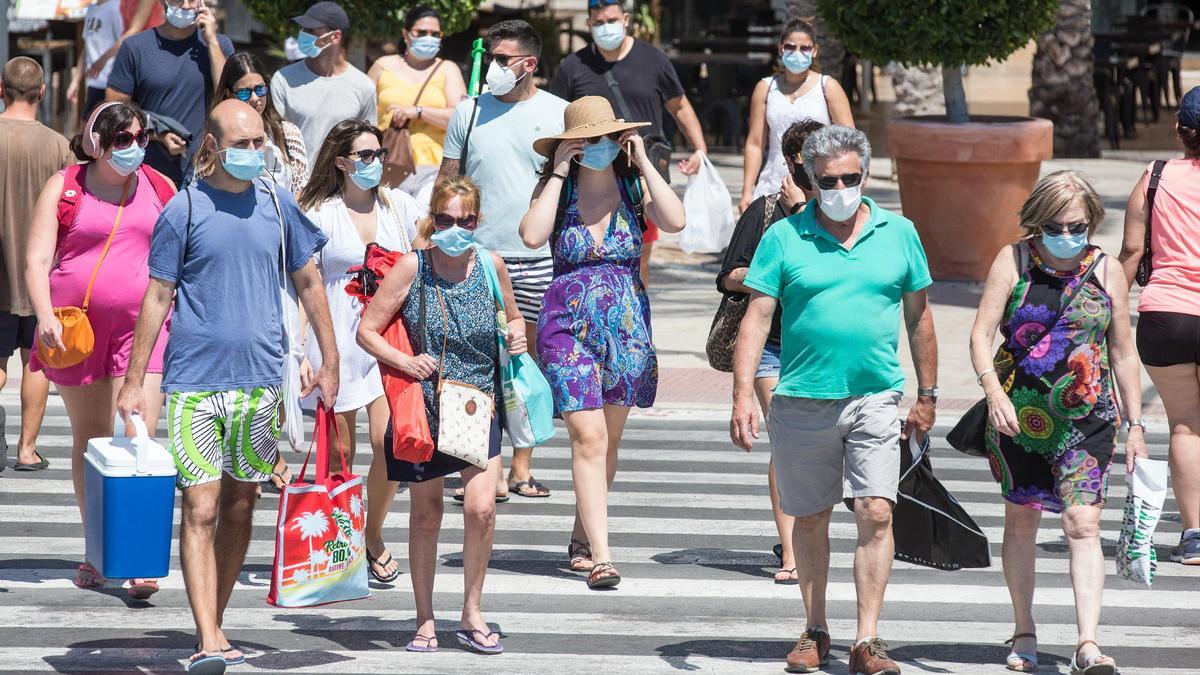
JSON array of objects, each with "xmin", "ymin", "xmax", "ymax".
[
  {"xmin": 411, "ymin": 59, "xmax": 441, "ymax": 109},
  {"xmin": 82, "ymin": 177, "xmax": 133, "ymax": 312},
  {"xmin": 1144, "ymin": 160, "xmax": 1166, "ymax": 259},
  {"xmin": 762, "ymin": 193, "xmax": 781, "ymax": 233},
  {"xmin": 1006, "ymin": 251, "xmax": 1105, "ymax": 375},
  {"xmin": 458, "ymin": 96, "xmax": 482, "ymax": 176},
  {"xmin": 603, "ymin": 69, "xmax": 635, "ymax": 121},
  {"xmin": 417, "ymin": 250, "xmax": 427, "ymax": 355}
]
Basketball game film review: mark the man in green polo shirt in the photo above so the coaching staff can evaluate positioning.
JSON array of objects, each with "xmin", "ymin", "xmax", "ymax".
[{"xmin": 730, "ymin": 125, "xmax": 938, "ymax": 675}]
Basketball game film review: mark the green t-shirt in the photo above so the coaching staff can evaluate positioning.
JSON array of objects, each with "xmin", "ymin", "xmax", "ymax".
[{"xmin": 744, "ymin": 196, "xmax": 932, "ymax": 399}]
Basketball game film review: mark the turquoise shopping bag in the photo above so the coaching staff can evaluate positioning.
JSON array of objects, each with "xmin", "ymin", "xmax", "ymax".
[{"xmin": 474, "ymin": 246, "xmax": 556, "ymax": 447}]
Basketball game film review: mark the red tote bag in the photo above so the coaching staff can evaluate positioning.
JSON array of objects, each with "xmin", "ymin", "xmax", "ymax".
[
  {"xmin": 344, "ymin": 243, "xmax": 434, "ymax": 463},
  {"xmin": 267, "ymin": 403, "xmax": 370, "ymax": 607}
]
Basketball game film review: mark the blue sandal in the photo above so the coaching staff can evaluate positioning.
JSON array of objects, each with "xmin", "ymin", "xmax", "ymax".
[
  {"xmin": 1004, "ymin": 632, "xmax": 1038, "ymax": 672},
  {"xmin": 186, "ymin": 651, "xmax": 226, "ymax": 674},
  {"xmin": 456, "ymin": 629, "xmax": 503, "ymax": 654}
]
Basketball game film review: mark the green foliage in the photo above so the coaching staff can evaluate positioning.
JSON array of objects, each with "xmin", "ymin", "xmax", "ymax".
[
  {"xmin": 816, "ymin": 0, "xmax": 1059, "ymax": 68},
  {"xmin": 240, "ymin": 0, "xmax": 480, "ymax": 43}
]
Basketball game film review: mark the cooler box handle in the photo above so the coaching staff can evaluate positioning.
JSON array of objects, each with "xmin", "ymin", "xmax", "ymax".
[{"xmin": 114, "ymin": 413, "xmax": 152, "ymax": 474}]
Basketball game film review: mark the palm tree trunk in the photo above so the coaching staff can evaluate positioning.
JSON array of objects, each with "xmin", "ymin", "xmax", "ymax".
[{"xmin": 1029, "ymin": 0, "xmax": 1102, "ymax": 157}]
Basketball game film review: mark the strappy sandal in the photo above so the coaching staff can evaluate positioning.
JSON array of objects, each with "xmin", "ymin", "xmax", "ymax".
[
  {"xmin": 1004, "ymin": 632, "xmax": 1038, "ymax": 672},
  {"xmin": 406, "ymin": 634, "xmax": 439, "ymax": 652},
  {"xmin": 587, "ymin": 561, "xmax": 621, "ymax": 589},
  {"xmin": 1070, "ymin": 640, "xmax": 1116, "ymax": 675},
  {"xmin": 127, "ymin": 578, "xmax": 159, "ymax": 600},
  {"xmin": 366, "ymin": 548, "xmax": 402, "ymax": 583},
  {"xmin": 773, "ymin": 567, "xmax": 798, "ymax": 585},
  {"xmin": 508, "ymin": 479, "xmax": 550, "ymax": 498},
  {"xmin": 456, "ymin": 628, "xmax": 503, "ymax": 654},
  {"xmin": 73, "ymin": 563, "xmax": 104, "ymax": 589},
  {"xmin": 568, "ymin": 539, "xmax": 594, "ymax": 571}
]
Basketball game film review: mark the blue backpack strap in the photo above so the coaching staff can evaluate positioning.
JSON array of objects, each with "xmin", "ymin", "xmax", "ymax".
[{"xmin": 619, "ymin": 174, "xmax": 647, "ymax": 233}]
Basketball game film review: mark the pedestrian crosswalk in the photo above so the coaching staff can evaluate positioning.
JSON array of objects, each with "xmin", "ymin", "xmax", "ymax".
[{"xmin": 0, "ymin": 393, "xmax": 1195, "ymax": 673}]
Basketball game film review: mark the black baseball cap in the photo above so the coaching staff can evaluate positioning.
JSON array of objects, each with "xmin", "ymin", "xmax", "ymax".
[{"xmin": 292, "ymin": 1, "xmax": 349, "ymax": 32}]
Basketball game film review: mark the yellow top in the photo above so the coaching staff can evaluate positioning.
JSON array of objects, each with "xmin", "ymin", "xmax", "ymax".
[{"xmin": 376, "ymin": 66, "xmax": 448, "ymax": 168}]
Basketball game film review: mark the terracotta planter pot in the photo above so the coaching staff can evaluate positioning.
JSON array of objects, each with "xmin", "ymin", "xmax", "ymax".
[{"xmin": 888, "ymin": 116, "xmax": 1054, "ymax": 281}]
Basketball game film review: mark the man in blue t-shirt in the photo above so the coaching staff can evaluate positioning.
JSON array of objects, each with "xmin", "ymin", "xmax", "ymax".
[
  {"xmin": 117, "ymin": 100, "xmax": 339, "ymax": 671},
  {"xmin": 106, "ymin": 0, "xmax": 233, "ymax": 186}
]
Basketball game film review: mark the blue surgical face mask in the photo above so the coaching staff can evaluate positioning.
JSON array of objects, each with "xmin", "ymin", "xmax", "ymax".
[
  {"xmin": 1041, "ymin": 231, "xmax": 1089, "ymax": 260},
  {"xmin": 580, "ymin": 137, "xmax": 621, "ymax": 171},
  {"xmin": 409, "ymin": 36, "xmax": 441, "ymax": 60},
  {"xmin": 592, "ymin": 21, "xmax": 627, "ymax": 51},
  {"xmin": 348, "ymin": 158, "xmax": 383, "ymax": 190},
  {"xmin": 781, "ymin": 50, "xmax": 813, "ymax": 74},
  {"xmin": 164, "ymin": 4, "xmax": 197, "ymax": 28},
  {"xmin": 219, "ymin": 147, "xmax": 266, "ymax": 181},
  {"xmin": 107, "ymin": 144, "xmax": 145, "ymax": 176},
  {"xmin": 297, "ymin": 30, "xmax": 332, "ymax": 58},
  {"xmin": 431, "ymin": 226, "xmax": 475, "ymax": 256}
]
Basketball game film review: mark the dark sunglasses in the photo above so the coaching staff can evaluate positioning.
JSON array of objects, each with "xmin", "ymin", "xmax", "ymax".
[
  {"xmin": 484, "ymin": 52, "xmax": 531, "ymax": 68},
  {"xmin": 112, "ymin": 129, "xmax": 150, "ymax": 150},
  {"xmin": 815, "ymin": 172, "xmax": 863, "ymax": 190},
  {"xmin": 411, "ymin": 29, "xmax": 442, "ymax": 38},
  {"xmin": 348, "ymin": 148, "xmax": 388, "ymax": 164},
  {"xmin": 588, "ymin": 0, "xmax": 623, "ymax": 7},
  {"xmin": 1041, "ymin": 220, "xmax": 1090, "ymax": 236},
  {"xmin": 781, "ymin": 43, "xmax": 815, "ymax": 54},
  {"xmin": 233, "ymin": 84, "xmax": 269, "ymax": 101},
  {"xmin": 432, "ymin": 213, "xmax": 479, "ymax": 230}
]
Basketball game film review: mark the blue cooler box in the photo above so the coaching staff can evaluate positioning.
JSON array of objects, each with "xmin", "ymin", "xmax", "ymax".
[{"xmin": 84, "ymin": 416, "xmax": 177, "ymax": 580}]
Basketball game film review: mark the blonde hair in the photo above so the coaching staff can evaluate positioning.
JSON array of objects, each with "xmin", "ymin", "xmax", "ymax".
[
  {"xmin": 1018, "ymin": 170, "xmax": 1105, "ymax": 238},
  {"xmin": 418, "ymin": 176, "xmax": 482, "ymax": 242}
]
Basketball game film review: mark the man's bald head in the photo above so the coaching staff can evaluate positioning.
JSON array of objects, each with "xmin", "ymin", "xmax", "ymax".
[{"xmin": 208, "ymin": 99, "xmax": 265, "ymax": 143}]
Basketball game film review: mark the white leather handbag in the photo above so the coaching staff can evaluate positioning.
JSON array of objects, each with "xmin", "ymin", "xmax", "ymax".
[{"xmin": 430, "ymin": 280, "xmax": 492, "ymax": 469}]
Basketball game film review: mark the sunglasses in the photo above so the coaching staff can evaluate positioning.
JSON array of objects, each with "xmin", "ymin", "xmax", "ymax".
[
  {"xmin": 233, "ymin": 84, "xmax": 268, "ymax": 101},
  {"xmin": 1041, "ymin": 220, "xmax": 1090, "ymax": 236},
  {"xmin": 432, "ymin": 213, "xmax": 479, "ymax": 230},
  {"xmin": 815, "ymin": 173, "xmax": 863, "ymax": 190},
  {"xmin": 112, "ymin": 129, "xmax": 150, "ymax": 150},
  {"xmin": 412, "ymin": 29, "xmax": 442, "ymax": 38},
  {"xmin": 781, "ymin": 43, "xmax": 815, "ymax": 54},
  {"xmin": 485, "ymin": 52, "xmax": 531, "ymax": 68},
  {"xmin": 348, "ymin": 148, "xmax": 388, "ymax": 164}
]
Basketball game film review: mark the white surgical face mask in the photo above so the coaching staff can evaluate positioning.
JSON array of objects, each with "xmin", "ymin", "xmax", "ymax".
[
  {"xmin": 818, "ymin": 185, "xmax": 863, "ymax": 223},
  {"xmin": 485, "ymin": 59, "xmax": 527, "ymax": 96}
]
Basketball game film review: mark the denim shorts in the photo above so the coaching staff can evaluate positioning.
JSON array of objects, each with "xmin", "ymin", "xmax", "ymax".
[{"xmin": 756, "ymin": 342, "xmax": 782, "ymax": 380}]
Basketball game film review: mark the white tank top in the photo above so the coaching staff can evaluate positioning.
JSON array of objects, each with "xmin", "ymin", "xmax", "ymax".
[{"xmin": 752, "ymin": 74, "xmax": 832, "ymax": 200}]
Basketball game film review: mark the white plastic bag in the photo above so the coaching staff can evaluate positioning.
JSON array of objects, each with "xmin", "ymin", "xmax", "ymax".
[
  {"xmin": 1116, "ymin": 458, "xmax": 1168, "ymax": 587},
  {"xmin": 680, "ymin": 155, "xmax": 736, "ymax": 254}
]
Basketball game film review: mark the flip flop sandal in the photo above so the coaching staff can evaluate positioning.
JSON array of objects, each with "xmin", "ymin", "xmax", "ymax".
[
  {"xmin": 127, "ymin": 578, "xmax": 160, "ymax": 600},
  {"xmin": 366, "ymin": 548, "xmax": 402, "ymax": 583},
  {"xmin": 406, "ymin": 634, "xmax": 439, "ymax": 652},
  {"xmin": 73, "ymin": 563, "xmax": 104, "ymax": 589},
  {"xmin": 13, "ymin": 451, "xmax": 49, "ymax": 471},
  {"xmin": 509, "ymin": 479, "xmax": 551, "ymax": 498},
  {"xmin": 773, "ymin": 567, "xmax": 798, "ymax": 585},
  {"xmin": 195, "ymin": 644, "xmax": 245, "ymax": 666},
  {"xmin": 452, "ymin": 488, "xmax": 510, "ymax": 503},
  {"xmin": 270, "ymin": 468, "xmax": 292, "ymax": 490},
  {"xmin": 568, "ymin": 539, "xmax": 594, "ymax": 572},
  {"xmin": 1004, "ymin": 632, "xmax": 1038, "ymax": 672},
  {"xmin": 455, "ymin": 629, "xmax": 503, "ymax": 655},
  {"xmin": 186, "ymin": 652, "xmax": 227, "ymax": 674},
  {"xmin": 1070, "ymin": 640, "xmax": 1116, "ymax": 675},
  {"xmin": 587, "ymin": 562, "xmax": 621, "ymax": 589}
]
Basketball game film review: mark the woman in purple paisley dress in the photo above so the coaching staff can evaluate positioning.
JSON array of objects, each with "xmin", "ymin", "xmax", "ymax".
[
  {"xmin": 969, "ymin": 172, "xmax": 1145, "ymax": 674},
  {"xmin": 520, "ymin": 97, "xmax": 685, "ymax": 589}
]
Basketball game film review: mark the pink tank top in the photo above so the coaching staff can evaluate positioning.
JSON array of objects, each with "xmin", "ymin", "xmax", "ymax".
[
  {"xmin": 48, "ymin": 168, "xmax": 166, "ymax": 314},
  {"xmin": 1139, "ymin": 159, "xmax": 1200, "ymax": 316}
]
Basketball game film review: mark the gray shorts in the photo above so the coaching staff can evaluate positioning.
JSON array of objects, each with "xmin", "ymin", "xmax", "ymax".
[{"xmin": 767, "ymin": 391, "xmax": 902, "ymax": 517}]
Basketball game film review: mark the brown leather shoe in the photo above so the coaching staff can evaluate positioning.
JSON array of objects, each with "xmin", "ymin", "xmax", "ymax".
[
  {"xmin": 785, "ymin": 628, "xmax": 831, "ymax": 673},
  {"xmin": 849, "ymin": 638, "xmax": 901, "ymax": 675}
]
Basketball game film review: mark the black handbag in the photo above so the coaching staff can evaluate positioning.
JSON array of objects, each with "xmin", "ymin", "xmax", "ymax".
[
  {"xmin": 947, "ymin": 251, "xmax": 1103, "ymax": 457},
  {"xmin": 1135, "ymin": 159, "xmax": 1166, "ymax": 286}
]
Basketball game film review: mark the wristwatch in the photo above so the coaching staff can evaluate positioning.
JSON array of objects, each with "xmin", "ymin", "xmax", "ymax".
[
  {"xmin": 1126, "ymin": 419, "xmax": 1146, "ymax": 431},
  {"xmin": 917, "ymin": 386, "xmax": 939, "ymax": 399}
]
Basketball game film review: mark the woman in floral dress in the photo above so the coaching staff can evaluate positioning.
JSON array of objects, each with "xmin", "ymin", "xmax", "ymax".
[
  {"xmin": 519, "ymin": 97, "xmax": 685, "ymax": 589},
  {"xmin": 968, "ymin": 171, "xmax": 1145, "ymax": 675}
]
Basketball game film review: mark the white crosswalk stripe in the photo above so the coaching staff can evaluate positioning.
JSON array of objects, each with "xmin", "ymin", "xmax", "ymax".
[{"xmin": 0, "ymin": 392, "xmax": 1195, "ymax": 674}]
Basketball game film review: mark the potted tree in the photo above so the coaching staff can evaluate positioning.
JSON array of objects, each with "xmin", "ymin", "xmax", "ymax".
[{"xmin": 820, "ymin": 1, "xmax": 1060, "ymax": 280}]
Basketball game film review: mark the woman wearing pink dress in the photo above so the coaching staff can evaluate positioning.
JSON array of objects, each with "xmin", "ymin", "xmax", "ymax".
[{"xmin": 25, "ymin": 101, "xmax": 172, "ymax": 597}]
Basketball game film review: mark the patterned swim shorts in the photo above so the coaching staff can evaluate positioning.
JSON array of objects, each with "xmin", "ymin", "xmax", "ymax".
[{"xmin": 166, "ymin": 386, "xmax": 281, "ymax": 489}]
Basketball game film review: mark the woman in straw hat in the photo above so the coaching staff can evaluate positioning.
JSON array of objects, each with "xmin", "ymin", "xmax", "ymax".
[{"xmin": 520, "ymin": 96, "xmax": 685, "ymax": 589}]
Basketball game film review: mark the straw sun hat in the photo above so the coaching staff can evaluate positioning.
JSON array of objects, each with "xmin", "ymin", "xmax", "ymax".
[{"xmin": 533, "ymin": 96, "xmax": 649, "ymax": 157}]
